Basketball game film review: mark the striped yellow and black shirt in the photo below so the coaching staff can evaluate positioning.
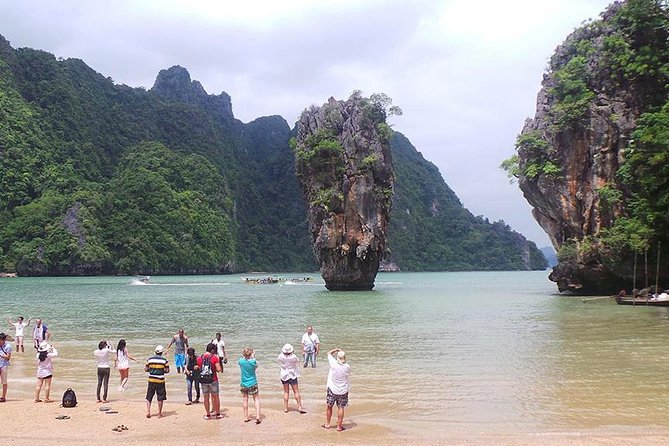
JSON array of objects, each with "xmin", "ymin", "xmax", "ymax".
[{"xmin": 146, "ymin": 355, "xmax": 169, "ymax": 383}]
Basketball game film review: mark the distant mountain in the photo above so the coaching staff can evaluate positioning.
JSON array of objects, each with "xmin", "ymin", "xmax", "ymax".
[
  {"xmin": 0, "ymin": 35, "xmax": 547, "ymax": 275},
  {"xmin": 540, "ymin": 247, "xmax": 557, "ymax": 268}
]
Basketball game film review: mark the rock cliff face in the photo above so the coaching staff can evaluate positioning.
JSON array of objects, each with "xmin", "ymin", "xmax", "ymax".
[
  {"xmin": 516, "ymin": 1, "xmax": 669, "ymax": 293},
  {"xmin": 294, "ymin": 94, "xmax": 394, "ymax": 290}
]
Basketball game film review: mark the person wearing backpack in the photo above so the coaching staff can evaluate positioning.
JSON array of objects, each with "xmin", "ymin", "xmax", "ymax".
[{"xmin": 197, "ymin": 343, "xmax": 222, "ymax": 420}]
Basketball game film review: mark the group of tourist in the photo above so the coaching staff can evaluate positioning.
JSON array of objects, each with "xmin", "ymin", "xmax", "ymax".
[{"xmin": 0, "ymin": 320, "xmax": 351, "ymax": 432}]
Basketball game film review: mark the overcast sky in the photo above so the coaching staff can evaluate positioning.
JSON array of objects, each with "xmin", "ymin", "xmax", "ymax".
[{"xmin": 0, "ymin": 0, "xmax": 615, "ymax": 247}]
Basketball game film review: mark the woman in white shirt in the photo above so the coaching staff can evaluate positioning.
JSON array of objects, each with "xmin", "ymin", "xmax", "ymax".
[
  {"xmin": 94, "ymin": 340, "xmax": 116, "ymax": 402},
  {"xmin": 277, "ymin": 343, "xmax": 306, "ymax": 414},
  {"xmin": 8, "ymin": 316, "xmax": 31, "ymax": 353},
  {"xmin": 35, "ymin": 341, "xmax": 58, "ymax": 403},
  {"xmin": 115, "ymin": 339, "xmax": 136, "ymax": 391}
]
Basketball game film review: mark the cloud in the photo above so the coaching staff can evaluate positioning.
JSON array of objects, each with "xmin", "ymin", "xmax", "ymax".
[{"xmin": 0, "ymin": 0, "xmax": 614, "ymax": 246}]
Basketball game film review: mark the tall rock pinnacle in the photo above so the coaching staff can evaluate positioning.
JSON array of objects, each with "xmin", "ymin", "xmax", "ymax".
[{"xmin": 294, "ymin": 93, "xmax": 394, "ymax": 291}]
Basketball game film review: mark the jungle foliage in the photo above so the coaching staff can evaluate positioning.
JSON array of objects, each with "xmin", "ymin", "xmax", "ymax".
[{"xmin": 0, "ymin": 35, "xmax": 546, "ymax": 275}]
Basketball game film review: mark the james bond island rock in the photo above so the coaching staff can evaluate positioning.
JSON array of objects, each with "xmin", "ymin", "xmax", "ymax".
[
  {"xmin": 504, "ymin": 0, "xmax": 669, "ymax": 294},
  {"xmin": 294, "ymin": 93, "xmax": 397, "ymax": 290}
]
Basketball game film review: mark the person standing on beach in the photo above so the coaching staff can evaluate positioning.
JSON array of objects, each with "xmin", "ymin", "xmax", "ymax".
[
  {"xmin": 322, "ymin": 347, "xmax": 350, "ymax": 432},
  {"xmin": 8, "ymin": 317, "xmax": 31, "ymax": 353},
  {"xmin": 277, "ymin": 343, "xmax": 306, "ymax": 414},
  {"xmin": 115, "ymin": 339, "xmax": 137, "ymax": 391},
  {"xmin": 197, "ymin": 343, "xmax": 222, "ymax": 419},
  {"xmin": 0, "ymin": 333, "xmax": 12, "ymax": 402},
  {"xmin": 145, "ymin": 345, "xmax": 169, "ymax": 418},
  {"xmin": 239, "ymin": 347, "xmax": 261, "ymax": 424},
  {"xmin": 211, "ymin": 332, "xmax": 228, "ymax": 365},
  {"xmin": 35, "ymin": 341, "xmax": 58, "ymax": 403},
  {"xmin": 32, "ymin": 319, "xmax": 49, "ymax": 350},
  {"xmin": 185, "ymin": 347, "xmax": 201, "ymax": 405},
  {"xmin": 301, "ymin": 325, "xmax": 320, "ymax": 368},
  {"xmin": 166, "ymin": 328, "xmax": 189, "ymax": 373},
  {"xmin": 94, "ymin": 340, "xmax": 116, "ymax": 403}
]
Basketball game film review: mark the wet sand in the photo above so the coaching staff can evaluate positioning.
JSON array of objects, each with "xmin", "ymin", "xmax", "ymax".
[{"xmin": 3, "ymin": 396, "xmax": 669, "ymax": 446}]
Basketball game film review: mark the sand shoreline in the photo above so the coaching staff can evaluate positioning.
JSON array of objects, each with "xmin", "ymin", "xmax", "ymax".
[{"xmin": 3, "ymin": 396, "xmax": 669, "ymax": 446}]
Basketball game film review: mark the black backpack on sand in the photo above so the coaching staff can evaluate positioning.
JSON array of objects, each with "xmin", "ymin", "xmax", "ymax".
[{"xmin": 62, "ymin": 388, "xmax": 77, "ymax": 407}]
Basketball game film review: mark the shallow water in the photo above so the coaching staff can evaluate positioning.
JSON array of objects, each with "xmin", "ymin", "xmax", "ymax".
[{"xmin": 3, "ymin": 271, "xmax": 669, "ymax": 435}]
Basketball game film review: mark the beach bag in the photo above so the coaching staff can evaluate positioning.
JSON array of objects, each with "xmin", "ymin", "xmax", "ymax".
[
  {"xmin": 62, "ymin": 388, "xmax": 77, "ymax": 408},
  {"xmin": 199, "ymin": 355, "xmax": 214, "ymax": 384}
]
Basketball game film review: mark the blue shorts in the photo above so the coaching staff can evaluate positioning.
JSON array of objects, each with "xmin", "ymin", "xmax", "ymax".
[{"xmin": 175, "ymin": 353, "xmax": 186, "ymax": 369}]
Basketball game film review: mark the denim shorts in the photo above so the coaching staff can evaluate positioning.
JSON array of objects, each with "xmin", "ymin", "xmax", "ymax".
[
  {"xmin": 201, "ymin": 381, "xmax": 219, "ymax": 395},
  {"xmin": 281, "ymin": 378, "xmax": 298, "ymax": 385}
]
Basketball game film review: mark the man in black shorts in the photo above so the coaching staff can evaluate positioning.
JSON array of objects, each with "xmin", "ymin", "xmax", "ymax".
[{"xmin": 145, "ymin": 345, "xmax": 170, "ymax": 418}]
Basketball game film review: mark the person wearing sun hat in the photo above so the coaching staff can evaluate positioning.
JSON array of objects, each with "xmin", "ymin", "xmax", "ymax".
[
  {"xmin": 277, "ymin": 343, "xmax": 306, "ymax": 414},
  {"xmin": 35, "ymin": 340, "xmax": 58, "ymax": 403},
  {"xmin": 322, "ymin": 347, "xmax": 350, "ymax": 432},
  {"xmin": 144, "ymin": 344, "xmax": 170, "ymax": 418}
]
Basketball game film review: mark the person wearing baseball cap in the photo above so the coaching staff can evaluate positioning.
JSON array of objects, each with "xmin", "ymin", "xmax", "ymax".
[{"xmin": 144, "ymin": 344, "xmax": 170, "ymax": 418}]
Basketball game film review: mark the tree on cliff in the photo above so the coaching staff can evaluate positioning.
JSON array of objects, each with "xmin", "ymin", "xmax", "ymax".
[{"xmin": 502, "ymin": 0, "xmax": 669, "ymax": 293}]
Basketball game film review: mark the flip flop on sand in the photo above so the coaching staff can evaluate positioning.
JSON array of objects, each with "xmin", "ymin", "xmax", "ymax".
[
  {"xmin": 55, "ymin": 415, "xmax": 70, "ymax": 420},
  {"xmin": 337, "ymin": 426, "xmax": 346, "ymax": 432},
  {"xmin": 106, "ymin": 410, "xmax": 119, "ymax": 414},
  {"xmin": 321, "ymin": 424, "xmax": 331, "ymax": 429},
  {"xmin": 298, "ymin": 408, "xmax": 307, "ymax": 414},
  {"xmin": 112, "ymin": 426, "xmax": 122, "ymax": 432},
  {"xmin": 255, "ymin": 419, "xmax": 261, "ymax": 425},
  {"xmin": 244, "ymin": 418, "xmax": 251, "ymax": 422},
  {"xmin": 99, "ymin": 406, "xmax": 111, "ymax": 411}
]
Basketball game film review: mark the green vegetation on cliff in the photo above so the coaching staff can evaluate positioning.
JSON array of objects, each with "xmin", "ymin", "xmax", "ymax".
[{"xmin": 0, "ymin": 35, "xmax": 545, "ymax": 275}]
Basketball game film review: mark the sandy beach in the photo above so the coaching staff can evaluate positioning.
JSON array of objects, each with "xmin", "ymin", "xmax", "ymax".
[{"xmin": 3, "ymin": 396, "xmax": 669, "ymax": 446}]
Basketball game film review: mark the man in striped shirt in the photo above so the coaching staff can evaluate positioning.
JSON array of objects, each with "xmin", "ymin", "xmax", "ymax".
[{"xmin": 145, "ymin": 345, "xmax": 170, "ymax": 418}]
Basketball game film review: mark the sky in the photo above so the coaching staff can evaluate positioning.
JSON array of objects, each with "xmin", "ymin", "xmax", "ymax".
[{"xmin": 0, "ymin": 0, "xmax": 615, "ymax": 247}]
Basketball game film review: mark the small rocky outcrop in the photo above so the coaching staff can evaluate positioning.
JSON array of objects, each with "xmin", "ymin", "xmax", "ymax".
[
  {"xmin": 294, "ymin": 93, "xmax": 394, "ymax": 290},
  {"xmin": 151, "ymin": 65, "xmax": 233, "ymax": 121}
]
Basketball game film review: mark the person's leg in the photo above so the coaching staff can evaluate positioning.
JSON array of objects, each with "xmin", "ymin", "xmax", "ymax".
[
  {"xmin": 19, "ymin": 337, "xmax": 24, "ymax": 353},
  {"xmin": 194, "ymin": 376, "xmax": 200, "ymax": 402},
  {"xmin": 291, "ymin": 383, "xmax": 305, "ymax": 412},
  {"xmin": 203, "ymin": 392, "xmax": 211, "ymax": 417},
  {"xmin": 120, "ymin": 368, "xmax": 129, "ymax": 390},
  {"xmin": 186, "ymin": 376, "xmax": 193, "ymax": 403},
  {"xmin": 212, "ymin": 394, "xmax": 220, "ymax": 416},
  {"xmin": 336, "ymin": 405, "xmax": 345, "ymax": 431},
  {"xmin": 282, "ymin": 382, "xmax": 290, "ymax": 412},
  {"xmin": 96, "ymin": 368, "xmax": 103, "ymax": 401},
  {"xmin": 242, "ymin": 393, "xmax": 249, "ymax": 421},
  {"xmin": 34, "ymin": 378, "xmax": 43, "ymax": 402},
  {"xmin": 146, "ymin": 399, "xmax": 152, "ymax": 418},
  {"xmin": 253, "ymin": 392, "xmax": 261, "ymax": 423},
  {"xmin": 303, "ymin": 352, "xmax": 308, "ymax": 367},
  {"xmin": 1, "ymin": 367, "xmax": 7, "ymax": 400},
  {"xmin": 325, "ymin": 404, "xmax": 333, "ymax": 427},
  {"xmin": 157, "ymin": 400, "xmax": 163, "ymax": 417},
  {"xmin": 43, "ymin": 377, "xmax": 52, "ymax": 402},
  {"xmin": 102, "ymin": 368, "xmax": 110, "ymax": 402},
  {"xmin": 146, "ymin": 384, "xmax": 155, "ymax": 418}
]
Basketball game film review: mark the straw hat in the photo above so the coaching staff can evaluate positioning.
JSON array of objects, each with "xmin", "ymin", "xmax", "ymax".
[
  {"xmin": 155, "ymin": 345, "xmax": 164, "ymax": 354},
  {"xmin": 337, "ymin": 350, "xmax": 347, "ymax": 365},
  {"xmin": 282, "ymin": 343, "xmax": 294, "ymax": 354},
  {"xmin": 38, "ymin": 341, "xmax": 50, "ymax": 352}
]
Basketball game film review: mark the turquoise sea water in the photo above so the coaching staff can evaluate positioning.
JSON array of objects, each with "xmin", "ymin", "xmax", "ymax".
[{"xmin": 3, "ymin": 271, "xmax": 669, "ymax": 436}]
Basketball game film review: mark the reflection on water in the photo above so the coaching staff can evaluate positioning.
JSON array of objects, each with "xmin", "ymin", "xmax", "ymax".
[{"xmin": 2, "ymin": 272, "xmax": 669, "ymax": 435}]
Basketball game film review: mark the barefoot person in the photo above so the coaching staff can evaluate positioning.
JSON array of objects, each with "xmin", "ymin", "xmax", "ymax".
[
  {"xmin": 322, "ymin": 348, "xmax": 350, "ymax": 432},
  {"xmin": 145, "ymin": 345, "xmax": 169, "ymax": 418},
  {"xmin": 239, "ymin": 347, "xmax": 261, "ymax": 424},
  {"xmin": 93, "ymin": 340, "xmax": 115, "ymax": 403},
  {"xmin": 32, "ymin": 319, "xmax": 49, "ymax": 350},
  {"xmin": 166, "ymin": 328, "xmax": 189, "ymax": 373},
  {"xmin": 0, "ymin": 333, "xmax": 12, "ymax": 402},
  {"xmin": 277, "ymin": 343, "xmax": 306, "ymax": 414},
  {"xmin": 8, "ymin": 317, "xmax": 31, "ymax": 353},
  {"xmin": 115, "ymin": 339, "xmax": 136, "ymax": 391},
  {"xmin": 301, "ymin": 325, "xmax": 320, "ymax": 368},
  {"xmin": 35, "ymin": 341, "xmax": 58, "ymax": 403}
]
